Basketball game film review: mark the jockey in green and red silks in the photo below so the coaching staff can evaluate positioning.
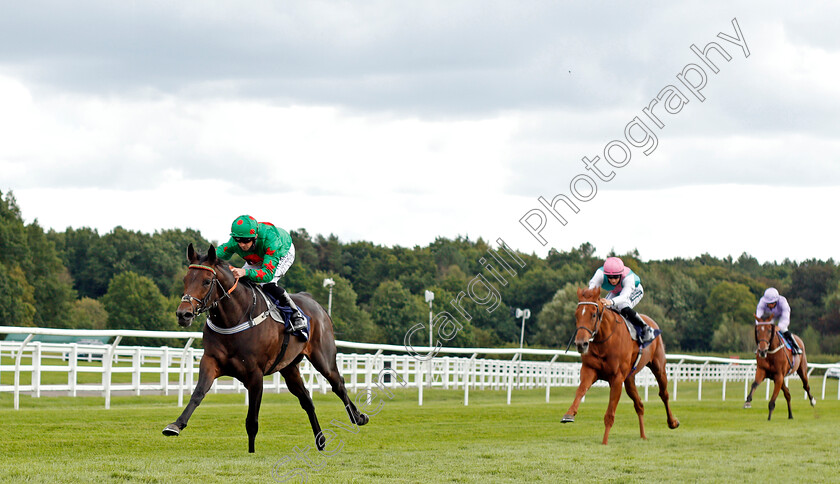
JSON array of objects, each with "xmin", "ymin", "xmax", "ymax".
[
  {"xmin": 587, "ymin": 256, "xmax": 659, "ymax": 344},
  {"xmin": 216, "ymin": 215, "xmax": 306, "ymax": 332}
]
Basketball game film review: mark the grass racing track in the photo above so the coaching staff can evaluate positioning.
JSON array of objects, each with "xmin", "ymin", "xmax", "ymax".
[{"xmin": 2, "ymin": 381, "xmax": 839, "ymax": 483}]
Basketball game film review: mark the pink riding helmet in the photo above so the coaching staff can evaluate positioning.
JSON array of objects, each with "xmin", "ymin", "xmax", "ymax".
[{"xmin": 603, "ymin": 257, "xmax": 625, "ymax": 276}]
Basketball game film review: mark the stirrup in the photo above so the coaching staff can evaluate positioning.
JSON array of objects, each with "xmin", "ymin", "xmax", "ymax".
[
  {"xmin": 286, "ymin": 312, "xmax": 306, "ymax": 333},
  {"xmin": 638, "ymin": 326, "xmax": 655, "ymax": 343}
]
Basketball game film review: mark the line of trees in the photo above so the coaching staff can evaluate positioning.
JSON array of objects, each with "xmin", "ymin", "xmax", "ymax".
[{"xmin": 2, "ymin": 190, "xmax": 839, "ymax": 355}]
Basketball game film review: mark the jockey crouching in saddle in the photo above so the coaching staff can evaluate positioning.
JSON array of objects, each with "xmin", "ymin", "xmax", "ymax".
[
  {"xmin": 587, "ymin": 256, "xmax": 659, "ymax": 345},
  {"xmin": 216, "ymin": 215, "xmax": 306, "ymax": 333},
  {"xmin": 755, "ymin": 287, "xmax": 800, "ymax": 355}
]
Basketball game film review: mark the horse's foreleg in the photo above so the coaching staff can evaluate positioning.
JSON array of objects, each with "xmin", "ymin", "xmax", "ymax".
[
  {"xmin": 245, "ymin": 374, "xmax": 264, "ymax": 453},
  {"xmin": 281, "ymin": 365, "xmax": 325, "ymax": 450},
  {"xmin": 744, "ymin": 368, "xmax": 765, "ymax": 409},
  {"xmin": 780, "ymin": 378, "xmax": 793, "ymax": 420},
  {"xmin": 562, "ymin": 366, "xmax": 597, "ymax": 423},
  {"xmin": 602, "ymin": 377, "xmax": 624, "ymax": 445},
  {"xmin": 163, "ymin": 356, "xmax": 219, "ymax": 436},
  {"xmin": 307, "ymin": 352, "xmax": 369, "ymax": 426},
  {"xmin": 623, "ymin": 377, "xmax": 646, "ymax": 440},
  {"xmin": 768, "ymin": 375, "xmax": 784, "ymax": 420}
]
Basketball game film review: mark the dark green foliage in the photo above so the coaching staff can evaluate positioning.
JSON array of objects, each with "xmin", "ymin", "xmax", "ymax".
[{"xmin": 3, "ymin": 190, "xmax": 840, "ymax": 353}]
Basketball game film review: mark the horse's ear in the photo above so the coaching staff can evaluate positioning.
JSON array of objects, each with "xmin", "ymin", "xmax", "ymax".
[
  {"xmin": 187, "ymin": 243, "xmax": 198, "ymax": 264},
  {"xmin": 577, "ymin": 288, "xmax": 583, "ymax": 299},
  {"xmin": 207, "ymin": 245, "xmax": 217, "ymax": 264}
]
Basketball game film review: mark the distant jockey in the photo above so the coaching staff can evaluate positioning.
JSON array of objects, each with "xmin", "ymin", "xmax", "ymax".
[
  {"xmin": 216, "ymin": 215, "xmax": 306, "ymax": 333},
  {"xmin": 587, "ymin": 257, "xmax": 658, "ymax": 344},
  {"xmin": 756, "ymin": 287, "xmax": 800, "ymax": 355}
]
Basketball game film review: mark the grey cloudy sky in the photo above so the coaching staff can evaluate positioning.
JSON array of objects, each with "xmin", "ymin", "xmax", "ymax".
[{"xmin": 1, "ymin": 1, "xmax": 838, "ymax": 263}]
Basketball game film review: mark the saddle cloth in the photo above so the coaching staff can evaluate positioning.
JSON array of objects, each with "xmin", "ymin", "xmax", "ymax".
[{"xmin": 257, "ymin": 287, "xmax": 311, "ymax": 342}]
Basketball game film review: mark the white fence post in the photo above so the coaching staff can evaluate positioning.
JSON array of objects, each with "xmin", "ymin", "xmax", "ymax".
[
  {"xmin": 33, "ymin": 342, "xmax": 42, "ymax": 399},
  {"xmin": 13, "ymin": 334, "xmax": 35, "ymax": 410},
  {"xmin": 546, "ymin": 354, "xmax": 559, "ymax": 403},
  {"xmin": 507, "ymin": 354, "xmax": 520, "ymax": 405},
  {"xmin": 177, "ymin": 338, "xmax": 195, "ymax": 408},
  {"xmin": 103, "ymin": 336, "xmax": 122, "ymax": 410},
  {"xmin": 464, "ymin": 353, "xmax": 477, "ymax": 406},
  {"xmin": 69, "ymin": 343, "xmax": 78, "ymax": 397}
]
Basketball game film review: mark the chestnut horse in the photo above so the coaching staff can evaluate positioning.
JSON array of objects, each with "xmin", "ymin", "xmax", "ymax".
[
  {"xmin": 164, "ymin": 244, "xmax": 368, "ymax": 453},
  {"xmin": 561, "ymin": 287, "xmax": 679, "ymax": 444},
  {"xmin": 743, "ymin": 313, "xmax": 816, "ymax": 419}
]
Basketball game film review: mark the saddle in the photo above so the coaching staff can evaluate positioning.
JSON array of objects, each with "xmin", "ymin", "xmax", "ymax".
[{"xmin": 608, "ymin": 308, "xmax": 659, "ymax": 350}]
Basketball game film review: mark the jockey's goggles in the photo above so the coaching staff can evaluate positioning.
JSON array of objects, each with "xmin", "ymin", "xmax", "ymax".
[{"xmin": 234, "ymin": 237, "xmax": 256, "ymax": 243}]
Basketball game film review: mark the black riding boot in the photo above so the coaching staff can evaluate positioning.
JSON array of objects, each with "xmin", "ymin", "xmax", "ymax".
[
  {"xmin": 782, "ymin": 331, "xmax": 801, "ymax": 354},
  {"xmin": 620, "ymin": 307, "xmax": 656, "ymax": 343},
  {"xmin": 263, "ymin": 283, "xmax": 306, "ymax": 333}
]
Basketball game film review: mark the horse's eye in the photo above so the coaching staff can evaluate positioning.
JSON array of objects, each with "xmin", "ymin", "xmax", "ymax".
[{"xmin": 203, "ymin": 280, "xmax": 211, "ymax": 286}]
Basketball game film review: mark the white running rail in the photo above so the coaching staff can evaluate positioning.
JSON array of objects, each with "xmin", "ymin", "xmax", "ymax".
[{"xmin": 2, "ymin": 326, "xmax": 838, "ymax": 409}]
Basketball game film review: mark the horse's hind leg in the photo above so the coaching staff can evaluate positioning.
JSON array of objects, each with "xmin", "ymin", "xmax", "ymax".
[
  {"xmin": 648, "ymin": 351, "xmax": 679, "ymax": 429},
  {"xmin": 281, "ymin": 365, "xmax": 326, "ymax": 450},
  {"xmin": 782, "ymin": 380, "xmax": 793, "ymax": 419},
  {"xmin": 797, "ymin": 354, "xmax": 817, "ymax": 407},
  {"xmin": 306, "ymin": 349, "xmax": 369, "ymax": 426},
  {"xmin": 623, "ymin": 376, "xmax": 646, "ymax": 440},
  {"xmin": 245, "ymin": 373, "xmax": 264, "ymax": 453},
  {"xmin": 602, "ymin": 377, "xmax": 624, "ymax": 445}
]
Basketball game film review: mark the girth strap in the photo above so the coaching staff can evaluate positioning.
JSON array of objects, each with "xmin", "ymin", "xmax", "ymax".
[{"xmin": 266, "ymin": 331, "xmax": 291, "ymax": 375}]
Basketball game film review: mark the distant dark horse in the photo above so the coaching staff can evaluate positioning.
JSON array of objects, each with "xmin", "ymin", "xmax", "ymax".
[
  {"xmin": 163, "ymin": 244, "xmax": 368, "ymax": 453},
  {"xmin": 744, "ymin": 313, "xmax": 816, "ymax": 419},
  {"xmin": 561, "ymin": 287, "xmax": 679, "ymax": 444}
]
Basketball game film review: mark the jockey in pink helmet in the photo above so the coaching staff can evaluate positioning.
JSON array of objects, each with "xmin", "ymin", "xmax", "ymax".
[
  {"xmin": 587, "ymin": 256, "xmax": 658, "ymax": 344},
  {"xmin": 755, "ymin": 287, "xmax": 799, "ymax": 354}
]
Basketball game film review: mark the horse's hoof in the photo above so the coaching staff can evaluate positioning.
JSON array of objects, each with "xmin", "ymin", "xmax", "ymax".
[
  {"xmin": 162, "ymin": 424, "xmax": 181, "ymax": 436},
  {"xmin": 810, "ymin": 398, "xmax": 816, "ymax": 407},
  {"xmin": 561, "ymin": 414, "xmax": 575, "ymax": 423},
  {"xmin": 743, "ymin": 402, "xmax": 751, "ymax": 409},
  {"xmin": 356, "ymin": 413, "xmax": 370, "ymax": 426},
  {"xmin": 669, "ymin": 419, "xmax": 680, "ymax": 429}
]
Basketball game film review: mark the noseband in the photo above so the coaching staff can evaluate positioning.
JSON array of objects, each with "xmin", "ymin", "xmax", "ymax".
[{"xmin": 180, "ymin": 264, "xmax": 239, "ymax": 316}]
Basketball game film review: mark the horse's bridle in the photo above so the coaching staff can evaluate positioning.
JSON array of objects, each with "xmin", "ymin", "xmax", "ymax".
[
  {"xmin": 576, "ymin": 301, "xmax": 604, "ymax": 343},
  {"xmin": 180, "ymin": 264, "xmax": 239, "ymax": 316},
  {"xmin": 755, "ymin": 322, "xmax": 784, "ymax": 355}
]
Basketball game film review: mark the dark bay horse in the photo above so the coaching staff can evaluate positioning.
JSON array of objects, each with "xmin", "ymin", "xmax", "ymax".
[
  {"xmin": 561, "ymin": 287, "xmax": 679, "ymax": 444},
  {"xmin": 164, "ymin": 244, "xmax": 368, "ymax": 453},
  {"xmin": 743, "ymin": 314, "xmax": 816, "ymax": 419}
]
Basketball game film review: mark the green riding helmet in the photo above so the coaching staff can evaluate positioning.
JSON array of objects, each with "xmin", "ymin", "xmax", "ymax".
[{"xmin": 231, "ymin": 215, "xmax": 258, "ymax": 239}]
